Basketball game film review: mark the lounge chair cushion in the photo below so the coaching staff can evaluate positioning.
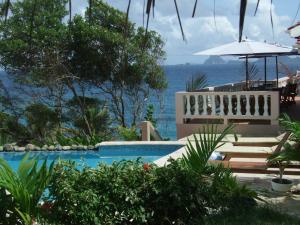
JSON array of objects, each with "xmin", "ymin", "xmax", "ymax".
[{"xmin": 209, "ymin": 152, "xmax": 224, "ymax": 160}]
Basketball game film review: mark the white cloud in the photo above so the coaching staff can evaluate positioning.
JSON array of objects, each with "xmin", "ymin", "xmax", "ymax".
[{"xmin": 84, "ymin": 0, "xmax": 298, "ymax": 64}]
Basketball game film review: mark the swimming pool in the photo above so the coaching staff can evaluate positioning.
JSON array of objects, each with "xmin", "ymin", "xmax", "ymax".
[{"xmin": 0, "ymin": 144, "xmax": 184, "ymax": 170}]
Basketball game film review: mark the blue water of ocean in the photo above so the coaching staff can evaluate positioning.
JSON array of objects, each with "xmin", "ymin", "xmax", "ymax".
[
  {"xmin": 1, "ymin": 60, "xmax": 300, "ymax": 140},
  {"xmin": 157, "ymin": 62, "xmax": 300, "ymax": 139}
]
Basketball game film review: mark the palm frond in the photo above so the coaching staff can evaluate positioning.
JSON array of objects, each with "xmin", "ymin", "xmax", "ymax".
[
  {"xmin": 182, "ymin": 124, "xmax": 234, "ymax": 174},
  {"xmin": 292, "ymin": 0, "xmax": 300, "ymax": 25},
  {"xmin": 239, "ymin": 0, "xmax": 247, "ymax": 42},
  {"xmin": 186, "ymin": 73, "xmax": 208, "ymax": 92},
  {"xmin": 145, "ymin": 0, "xmax": 153, "ymax": 34},
  {"xmin": 0, "ymin": 154, "xmax": 54, "ymax": 224},
  {"xmin": 279, "ymin": 113, "xmax": 300, "ymax": 143},
  {"xmin": 270, "ymin": 0, "xmax": 274, "ymax": 40},
  {"xmin": 2, "ymin": 0, "xmax": 10, "ymax": 24},
  {"xmin": 192, "ymin": 0, "xmax": 198, "ymax": 17},
  {"xmin": 173, "ymin": 0, "xmax": 185, "ymax": 41},
  {"xmin": 88, "ymin": 0, "xmax": 92, "ymax": 22},
  {"xmin": 213, "ymin": 0, "xmax": 217, "ymax": 31},
  {"xmin": 126, "ymin": 0, "xmax": 132, "ymax": 24},
  {"xmin": 69, "ymin": 0, "xmax": 72, "ymax": 23},
  {"xmin": 254, "ymin": 0, "xmax": 260, "ymax": 16}
]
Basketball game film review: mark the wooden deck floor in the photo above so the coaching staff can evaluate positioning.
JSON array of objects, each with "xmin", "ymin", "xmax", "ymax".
[{"xmin": 281, "ymin": 96, "xmax": 300, "ymax": 122}]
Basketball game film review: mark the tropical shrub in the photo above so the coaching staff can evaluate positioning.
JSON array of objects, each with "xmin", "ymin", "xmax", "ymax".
[
  {"xmin": 182, "ymin": 124, "xmax": 257, "ymax": 209},
  {"xmin": 118, "ymin": 126, "xmax": 140, "ymax": 141},
  {"xmin": 24, "ymin": 103, "xmax": 61, "ymax": 145},
  {"xmin": 45, "ymin": 158, "xmax": 257, "ymax": 225},
  {"xmin": 47, "ymin": 160, "xmax": 155, "ymax": 225},
  {"xmin": 279, "ymin": 113, "xmax": 300, "ymax": 143},
  {"xmin": 183, "ymin": 124, "xmax": 234, "ymax": 174},
  {"xmin": 0, "ymin": 154, "xmax": 54, "ymax": 225},
  {"xmin": 144, "ymin": 104, "xmax": 157, "ymax": 127}
]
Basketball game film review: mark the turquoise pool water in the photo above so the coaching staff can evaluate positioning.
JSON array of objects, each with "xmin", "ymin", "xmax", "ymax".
[{"xmin": 0, "ymin": 144, "xmax": 184, "ymax": 170}]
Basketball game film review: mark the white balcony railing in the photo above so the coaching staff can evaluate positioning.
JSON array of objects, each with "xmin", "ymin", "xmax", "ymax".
[{"xmin": 176, "ymin": 91, "xmax": 280, "ymax": 125}]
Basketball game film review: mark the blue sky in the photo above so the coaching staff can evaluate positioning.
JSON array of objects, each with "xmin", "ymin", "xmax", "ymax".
[{"xmin": 73, "ymin": 0, "xmax": 299, "ymax": 65}]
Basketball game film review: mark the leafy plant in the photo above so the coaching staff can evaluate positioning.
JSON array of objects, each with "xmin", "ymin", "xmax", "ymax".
[
  {"xmin": 46, "ymin": 159, "xmax": 213, "ymax": 225},
  {"xmin": 279, "ymin": 113, "xmax": 300, "ymax": 143},
  {"xmin": 186, "ymin": 73, "xmax": 208, "ymax": 92},
  {"xmin": 0, "ymin": 154, "xmax": 54, "ymax": 225},
  {"xmin": 144, "ymin": 104, "xmax": 157, "ymax": 128},
  {"xmin": 267, "ymin": 142, "xmax": 300, "ymax": 183},
  {"xmin": 45, "ymin": 157, "xmax": 258, "ymax": 225},
  {"xmin": 118, "ymin": 126, "xmax": 140, "ymax": 141},
  {"xmin": 182, "ymin": 124, "xmax": 234, "ymax": 174},
  {"xmin": 24, "ymin": 103, "xmax": 61, "ymax": 145}
]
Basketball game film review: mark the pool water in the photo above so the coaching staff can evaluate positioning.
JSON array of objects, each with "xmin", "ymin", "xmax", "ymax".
[{"xmin": 0, "ymin": 144, "xmax": 184, "ymax": 170}]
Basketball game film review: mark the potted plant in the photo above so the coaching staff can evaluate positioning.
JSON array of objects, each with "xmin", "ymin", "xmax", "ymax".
[
  {"xmin": 268, "ymin": 114, "xmax": 300, "ymax": 192},
  {"xmin": 267, "ymin": 143, "xmax": 299, "ymax": 192}
]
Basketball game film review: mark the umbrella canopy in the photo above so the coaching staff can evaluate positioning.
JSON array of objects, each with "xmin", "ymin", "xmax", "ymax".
[
  {"xmin": 194, "ymin": 40, "xmax": 297, "ymax": 89},
  {"xmin": 194, "ymin": 40, "xmax": 296, "ymax": 56}
]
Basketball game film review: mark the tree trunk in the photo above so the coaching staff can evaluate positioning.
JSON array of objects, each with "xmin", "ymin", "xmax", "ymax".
[{"xmin": 66, "ymin": 80, "xmax": 93, "ymax": 136}]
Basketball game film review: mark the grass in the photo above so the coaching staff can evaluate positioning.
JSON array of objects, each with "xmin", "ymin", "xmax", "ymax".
[{"xmin": 204, "ymin": 205, "xmax": 300, "ymax": 225}]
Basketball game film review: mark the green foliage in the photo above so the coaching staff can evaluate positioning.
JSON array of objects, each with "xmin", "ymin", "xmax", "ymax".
[
  {"xmin": 186, "ymin": 73, "xmax": 208, "ymax": 92},
  {"xmin": 53, "ymin": 131, "xmax": 108, "ymax": 146},
  {"xmin": 279, "ymin": 113, "xmax": 300, "ymax": 143},
  {"xmin": 182, "ymin": 124, "xmax": 257, "ymax": 210},
  {"xmin": 0, "ymin": 0, "xmax": 167, "ymax": 142},
  {"xmin": 208, "ymin": 164, "xmax": 257, "ymax": 210},
  {"xmin": 48, "ymin": 160, "xmax": 155, "ymax": 225},
  {"xmin": 25, "ymin": 103, "xmax": 60, "ymax": 145},
  {"xmin": 46, "ymin": 159, "xmax": 256, "ymax": 225},
  {"xmin": 204, "ymin": 205, "xmax": 300, "ymax": 225},
  {"xmin": 267, "ymin": 142, "xmax": 300, "ymax": 182},
  {"xmin": 0, "ymin": 112, "xmax": 29, "ymax": 145},
  {"xmin": 269, "ymin": 113, "xmax": 300, "ymax": 181},
  {"xmin": 0, "ymin": 154, "xmax": 54, "ymax": 225},
  {"xmin": 183, "ymin": 124, "xmax": 234, "ymax": 174},
  {"xmin": 118, "ymin": 126, "xmax": 140, "ymax": 141},
  {"xmin": 66, "ymin": 97, "xmax": 111, "ymax": 137},
  {"xmin": 144, "ymin": 104, "xmax": 157, "ymax": 127}
]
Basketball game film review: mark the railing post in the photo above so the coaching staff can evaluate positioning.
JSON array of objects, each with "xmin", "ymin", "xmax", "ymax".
[
  {"xmin": 186, "ymin": 94, "xmax": 191, "ymax": 116},
  {"xmin": 228, "ymin": 94, "xmax": 232, "ymax": 116},
  {"xmin": 270, "ymin": 91, "xmax": 280, "ymax": 125},
  {"xmin": 236, "ymin": 94, "xmax": 241, "ymax": 116},
  {"xmin": 194, "ymin": 94, "xmax": 199, "ymax": 115},
  {"xmin": 263, "ymin": 94, "xmax": 268, "ymax": 116},
  {"xmin": 203, "ymin": 94, "xmax": 207, "ymax": 115},
  {"xmin": 219, "ymin": 94, "xmax": 224, "ymax": 115},
  {"xmin": 254, "ymin": 95, "xmax": 259, "ymax": 116},
  {"xmin": 176, "ymin": 91, "xmax": 280, "ymax": 126},
  {"xmin": 211, "ymin": 94, "xmax": 216, "ymax": 115},
  {"xmin": 246, "ymin": 94, "xmax": 251, "ymax": 116},
  {"xmin": 176, "ymin": 92, "xmax": 184, "ymax": 124}
]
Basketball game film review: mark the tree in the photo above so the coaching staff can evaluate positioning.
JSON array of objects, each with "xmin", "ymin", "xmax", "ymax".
[
  {"xmin": 0, "ymin": 0, "xmax": 166, "ymax": 144},
  {"xmin": 24, "ymin": 103, "xmax": 61, "ymax": 144}
]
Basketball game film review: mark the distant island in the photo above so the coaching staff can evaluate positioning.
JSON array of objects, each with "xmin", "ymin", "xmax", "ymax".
[{"xmin": 203, "ymin": 56, "xmax": 226, "ymax": 65}]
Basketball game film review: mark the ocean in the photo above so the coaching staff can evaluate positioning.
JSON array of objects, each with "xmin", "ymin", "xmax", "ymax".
[
  {"xmin": 1, "ymin": 61, "xmax": 300, "ymax": 140},
  {"xmin": 158, "ymin": 62, "xmax": 300, "ymax": 139}
]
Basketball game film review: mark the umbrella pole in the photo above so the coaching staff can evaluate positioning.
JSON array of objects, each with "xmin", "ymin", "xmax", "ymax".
[
  {"xmin": 246, "ymin": 56, "xmax": 249, "ymax": 90},
  {"xmin": 264, "ymin": 56, "xmax": 267, "ymax": 87},
  {"xmin": 276, "ymin": 56, "xmax": 279, "ymax": 88}
]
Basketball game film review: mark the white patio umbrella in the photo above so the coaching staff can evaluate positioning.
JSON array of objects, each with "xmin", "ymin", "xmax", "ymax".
[{"xmin": 194, "ymin": 40, "xmax": 297, "ymax": 88}]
